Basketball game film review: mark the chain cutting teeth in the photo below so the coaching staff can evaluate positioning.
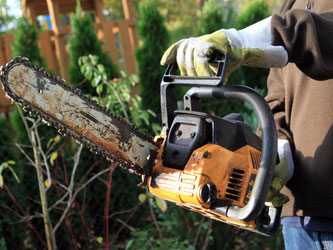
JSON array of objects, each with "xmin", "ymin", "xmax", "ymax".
[{"xmin": 0, "ymin": 56, "xmax": 155, "ymax": 175}]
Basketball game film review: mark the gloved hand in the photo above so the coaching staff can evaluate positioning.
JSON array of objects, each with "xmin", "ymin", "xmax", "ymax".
[
  {"xmin": 161, "ymin": 16, "xmax": 288, "ymax": 84},
  {"xmin": 265, "ymin": 139, "xmax": 294, "ymax": 207}
]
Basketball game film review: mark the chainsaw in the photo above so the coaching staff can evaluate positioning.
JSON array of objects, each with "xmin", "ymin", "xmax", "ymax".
[{"xmin": 0, "ymin": 55, "xmax": 280, "ymax": 236}]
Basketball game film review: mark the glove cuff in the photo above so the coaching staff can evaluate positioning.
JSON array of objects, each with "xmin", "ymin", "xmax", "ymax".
[
  {"xmin": 278, "ymin": 139, "xmax": 294, "ymax": 182},
  {"xmin": 222, "ymin": 16, "xmax": 288, "ymax": 68}
]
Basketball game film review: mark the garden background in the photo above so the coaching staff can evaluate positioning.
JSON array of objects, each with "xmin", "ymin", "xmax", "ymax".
[{"xmin": 0, "ymin": 0, "xmax": 285, "ymax": 249}]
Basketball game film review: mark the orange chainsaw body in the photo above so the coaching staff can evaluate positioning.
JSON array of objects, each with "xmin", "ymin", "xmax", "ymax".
[{"xmin": 149, "ymin": 137, "xmax": 261, "ymax": 229}]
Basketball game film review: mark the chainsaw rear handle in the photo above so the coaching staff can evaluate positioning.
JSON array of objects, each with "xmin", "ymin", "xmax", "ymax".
[{"xmin": 184, "ymin": 86, "xmax": 277, "ymax": 222}]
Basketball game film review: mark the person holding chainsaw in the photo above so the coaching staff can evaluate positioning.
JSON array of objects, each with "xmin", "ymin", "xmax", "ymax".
[{"xmin": 161, "ymin": 0, "xmax": 333, "ymax": 249}]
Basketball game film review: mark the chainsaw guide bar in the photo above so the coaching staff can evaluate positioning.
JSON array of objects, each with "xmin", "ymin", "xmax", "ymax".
[{"xmin": 0, "ymin": 57, "xmax": 158, "ymax": 175}]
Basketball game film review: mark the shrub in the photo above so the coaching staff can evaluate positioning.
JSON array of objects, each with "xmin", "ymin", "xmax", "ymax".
[
  {"xmin": 237, "ymin": 0, "xmax": 270, "ymax": 91},
  {"xmin": 68, "ymin": 1, "xmax": 118, "ymax": 95},
  {"xmin": 11, "ymin": 17, "xmax": 45, "ymax": 67},
  {"xmin": 199, "ymin": 0, "xmax": 244, "ymax": 86},
  {"xmin": 135, "ymin": 1, "xmax": 170, "ymax": 124},
  {"xmin": 199, "ymin": 0, "xmax": 238, "ymax": 34}
]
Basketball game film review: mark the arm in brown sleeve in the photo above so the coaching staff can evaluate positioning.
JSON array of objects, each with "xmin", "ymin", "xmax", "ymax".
[
  {"xmin": 271, "ymin": 9, "xmax": 333, "ymax": 80},
  {"xmin": 265, "ymin": 68, "xmax": 293, "ymax": 147}
]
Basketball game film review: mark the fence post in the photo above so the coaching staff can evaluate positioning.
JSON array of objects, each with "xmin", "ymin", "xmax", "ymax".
[
  {"xmin": 0, "ymin": 35, "xmax": 13, "ymax": 114},
  {"xmin": 22, "ymin": 0, "xmax": 38, "ymax": 27},
  {"xmin": 3, "ymin": 35, "xmax": 13, "ymax": 62},
  {"xmin": 102, "ymin": 22, "xmax": 119, "ymax": 67},
  {"xmin": 46, "ymin": 0, "xmax": 70, "ymax": 82},
  {"xmin": 118, "ymin": 20, "xmax": 137, "ymax": 73},
  {"xmin": 39, "ymin": 31, "xmax": 60, "ymax": 76},
  {"xmin": 122, "ymin": 0, "xmax": 138, "ymax": 53},
  {"xmin": 0, "ymin": 36, "xmax": 7, "ymax": 66}
]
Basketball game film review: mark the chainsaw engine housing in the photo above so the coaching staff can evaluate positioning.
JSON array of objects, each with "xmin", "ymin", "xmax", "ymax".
[{"xmin": 149, "ymin": 111, "xmax": 264, "ymax": 229}]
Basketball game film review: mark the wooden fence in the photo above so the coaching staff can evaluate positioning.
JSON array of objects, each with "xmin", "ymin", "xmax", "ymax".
[
  {"xmin": 0, "ymin": 35, "xmax": 14, "ymax": 114},
  {"xmin": 0, "ymin": 18, "xmax": 138, "ymax": 114}
]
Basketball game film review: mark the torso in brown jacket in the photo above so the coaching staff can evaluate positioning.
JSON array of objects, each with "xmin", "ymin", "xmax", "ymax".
[{"xmin": 267, "ymin": 0, "xmax": 333, "ymax": 217}]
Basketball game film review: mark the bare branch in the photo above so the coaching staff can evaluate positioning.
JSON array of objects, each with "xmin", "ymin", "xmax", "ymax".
[
  {"xmin": 69, "ymin": 144, "xmax": 83, "ymax": 191},
  {"xmin": 111, "ymin": 201, "xmax": 148, "ymax": 247},
  {"xmin": 10, "ymin": 214, "xmax": 43, "ymax": 224},
  {"xmin": 0, "ymin": 204, "xmax": 25, "ymax": 219},
  {"xmin": 31, "ymin": 130, "xmax": 56, "ymax": 250},
  {"xmin": 48, "ymin": 192, "xmax": 69, "ymax": 211},
  {"xmin": 107, "ymin": 201, "xmax": 144, "ymax": 219},
  {"xmin": 106, "ymin": 81, "xmax": 129, "ymax": 122},
  {"xmin": 146, "ymin": 190, "xmax": 166, "ymax": 248},
  {"xmin": 3, "ymin": 184, "xmax": 47, "ymax": 248},
  {"xmin": 32, "ymin": 119, "xmax": 52, "ymax": 191},
  {"xmin": 202, "ymin": 219, "xmax": 212, "ymax": 250},
  {"xmin": 17, "ymin": 105, "xmax": 32, "ymax": 142},
  {"xmin": 55, "ymin": 182, "xmax": 70, "ymax": 192},
  {"xmin": 74, "ymin": 167, "xmax": 111, "ymax": 198},
  {"xmin": 15, "ymin": 142, "xmax": 34, "ymax": 165},
  {"xmin": 115, "ymin": 218, "xmax": 154, "ymax": 248},
  {"xmin": 53, "ymin": 165, "xmax": 110, "ymax": 233},
  {"xmin": 194, "ymin": 217, "xmax": 205, "ymax": 247}
]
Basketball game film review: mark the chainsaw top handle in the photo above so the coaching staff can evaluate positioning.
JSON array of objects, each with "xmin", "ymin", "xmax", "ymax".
[
  {"xmin": 161, "ymin": 52, "xmax": 228, "ymax": 129},
  {"xmin": 160, "ymin": 53, "xmax": 277, "ymax": 222},
  {"xmin": 163, "ymin": 52, "xmax": 228, "ymax": 87}
]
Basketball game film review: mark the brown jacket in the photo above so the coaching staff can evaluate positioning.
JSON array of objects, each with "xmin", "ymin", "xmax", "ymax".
[{"xmin": 267, "ymin": 0, "xmax": 333, "ymax": 217}]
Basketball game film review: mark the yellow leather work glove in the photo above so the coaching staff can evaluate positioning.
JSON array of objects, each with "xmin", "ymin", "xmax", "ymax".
[
  {"xmin": 265, "ymin": 139, "xmax": 294, "ymax": 208},
  {"xmin": 161, "ymin": 17, "xmax": 288, "ymax": 84}
]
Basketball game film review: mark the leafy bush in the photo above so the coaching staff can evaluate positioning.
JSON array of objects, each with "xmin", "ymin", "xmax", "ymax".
[
  {"xmin": 68, "ymin": 1, "xmax": 118, "ymax": 95},
  {"xmin": 237, "ymin": 0, "xmax": 270, "ymax": 29},
  {"xmin": 12, "ymin": 17, "xmax": 45, "ymax": 67},
  {"xmin": 135, "ymin": 0, "xmax": 170, "ymax": 124},
  {"xmin": 199, "ymin": 0, "xmax": 223, "ymax": 35},
  {"xmin": 199, "ymin": 0, "xmax": 243, "ymax": 86},
  {"xmin": 2, "ymin": 16, "xmax": 53, "ymax": 248},
  {"xmin": 237, "ymin": 0, "xmax": 270, "ymax": 91},
  {"xmin": 79, "ymin": 54, "xmax": 158, "ymax": 132},
  {"xmin": 0, "ymin": 1, "xmax": 284, "ymax": 248},
  {"xmin": 0, "ymin": 0, "xmax": 14, "ymax": 33}
]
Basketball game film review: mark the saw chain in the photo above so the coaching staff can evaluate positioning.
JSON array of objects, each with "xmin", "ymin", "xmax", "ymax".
[{"xmin": 0, "ymin": 57, "xmax": 159, "ymax": 175}]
